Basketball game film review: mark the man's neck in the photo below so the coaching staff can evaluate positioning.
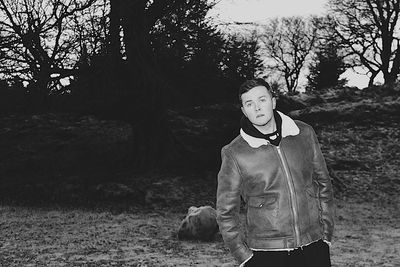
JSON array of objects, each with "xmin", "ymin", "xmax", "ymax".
[{"xmin": 253, "ymin": 118, "xmax": 277, "ymax": 135}]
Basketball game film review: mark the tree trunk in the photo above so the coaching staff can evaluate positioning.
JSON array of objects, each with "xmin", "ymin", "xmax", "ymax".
[
  {"xmin": 368, "ymin": 70, "xmax": 379, "ymax": 87},
  {"xmin": 107, "ymin": 0, "xmax": 121, "ymax": 60},
  {"xmin": 118, "ymin": 1, "xmax": 184, "ymax": 170},
  {"xmin": 384, "ymin": 72, "xmax": 397, "ymax": 87},
  {"xmin": 26, "ymin": 67, "xmax": 51, "ymax": 111},
  {"xmin": 284, "ymin": 74, "xmax": 292, "ymax": 94}
]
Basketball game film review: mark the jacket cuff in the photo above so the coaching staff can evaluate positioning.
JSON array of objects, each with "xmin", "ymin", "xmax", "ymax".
[
  {"xmin": 323, "ymin": 230, "xmax": 333, "ymax": 243},
  {"xmin": 239, "ymin": 254, "xmax": 253, "ymax": 267},
  {"xmin": 232, "ymin": 245, "xmax": 253, "ymax": 265},
  {"xmin": 323, "ymin": 240, "xmax": 331, "ymax": 247}
]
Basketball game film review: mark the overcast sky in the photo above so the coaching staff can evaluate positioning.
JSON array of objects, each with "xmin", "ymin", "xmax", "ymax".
[
  {"xmin": 209, "ymin": 0, "xmax": 373, "ymax": 89},
  {"xmin": 210, "ymin": 0, "xmax": 328, "ymax": 23}
]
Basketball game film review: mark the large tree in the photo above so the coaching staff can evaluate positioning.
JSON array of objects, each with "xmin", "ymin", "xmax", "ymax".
[
  {"xmin": 328, "ymin": 0, "xmax": 400, "ymax": 86},
  {"xmin": 111, "ymin": 0, "xmax": 265, "ymax": 168},
  {"xmin": 260, "ymin": 16, "xmax": 317, "ymax": 93},
  {"xmin": 107, "ymin": 0, "xmax": 183, "ymax": 169}
]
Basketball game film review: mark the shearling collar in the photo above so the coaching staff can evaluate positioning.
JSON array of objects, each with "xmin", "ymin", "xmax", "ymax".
[{"xmin": 240, "ymin": 111, "xmax": 300, "ymax": 148}]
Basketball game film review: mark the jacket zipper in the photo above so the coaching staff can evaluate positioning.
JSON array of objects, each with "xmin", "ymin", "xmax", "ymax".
[{"xmin": 276, "ymin": 146, "xmax": 301, "ymax": 247}]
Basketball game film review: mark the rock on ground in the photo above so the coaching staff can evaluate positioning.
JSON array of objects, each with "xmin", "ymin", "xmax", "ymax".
[{"xmin": 178, "ymin": 206, "xmax": 219, "ymax": 241}]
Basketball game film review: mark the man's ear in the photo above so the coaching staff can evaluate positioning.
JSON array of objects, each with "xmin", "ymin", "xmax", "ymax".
[
  {"xmin": 241, "ymin": 106, "xmax": 247, "ymax": 117},
  {"xmin": 272, "ymin": 97, "xmax": 276, "ymax": 110}
]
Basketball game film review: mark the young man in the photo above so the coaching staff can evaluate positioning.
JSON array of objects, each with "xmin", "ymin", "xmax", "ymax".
[{"xmin": 216, "ymin": 78, "xmax": 334, "ymax": 267}]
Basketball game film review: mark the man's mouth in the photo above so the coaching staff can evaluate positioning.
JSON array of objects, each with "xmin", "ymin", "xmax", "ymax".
[{"xmin": 256, "ymin": 114, "xmax": 264, "ymax": 118}]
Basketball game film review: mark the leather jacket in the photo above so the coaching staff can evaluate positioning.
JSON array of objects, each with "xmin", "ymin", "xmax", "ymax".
[{"xmin": 216, "ymin": 112, "xmax": 334, "ymax": 265}]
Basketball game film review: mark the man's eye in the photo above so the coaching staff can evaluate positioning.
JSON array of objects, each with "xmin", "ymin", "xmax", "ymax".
[{"xmin": 260, "ymin": 98, "xmax": 267, "ymax": 102}]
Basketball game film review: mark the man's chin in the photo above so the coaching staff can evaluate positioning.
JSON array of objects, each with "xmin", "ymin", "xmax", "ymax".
[{"xmin": 253, "ymin": 120, "xmax": 269, "ymax": 127}]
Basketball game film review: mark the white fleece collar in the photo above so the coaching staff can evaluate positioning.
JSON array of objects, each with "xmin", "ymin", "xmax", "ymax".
[{"xmin": 240, "ymin": 111, "xmax": 300, "ymax": 148}]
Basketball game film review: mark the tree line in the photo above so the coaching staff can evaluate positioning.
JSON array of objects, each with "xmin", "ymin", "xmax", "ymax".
[{"xmin": 1, "ymin": 1, "xmax": 399, "ymax": 99}]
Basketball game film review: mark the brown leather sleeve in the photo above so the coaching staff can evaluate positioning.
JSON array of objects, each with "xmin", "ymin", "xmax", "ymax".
[
  {"xmin": 216, "ymin": 147, "xmax": 253, "ymax": 264},
  {"xmin": 310, "ymin": 127, "xmax": 335, "ymax": 242}
]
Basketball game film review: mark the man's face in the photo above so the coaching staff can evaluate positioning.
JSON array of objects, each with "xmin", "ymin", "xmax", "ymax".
[{"xmin": 241, "ymin": 86, "xmax": 276, "ymax": 127}]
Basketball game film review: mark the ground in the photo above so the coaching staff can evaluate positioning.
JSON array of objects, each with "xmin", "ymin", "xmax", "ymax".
[
  {"xmin": 0, "ymin": 91, "xmax": 400, "ymax": 266},
  {"xmin": 1, "ymin": 198, "xmax": 399, "ymax": 266}
]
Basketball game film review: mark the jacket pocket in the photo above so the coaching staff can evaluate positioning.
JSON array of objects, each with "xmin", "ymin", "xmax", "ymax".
[
  {"xmin": 246, "ymin": 193, "xmax": 279, "ymax": 237},
  {"xmin": 305, "ymin": 185, "xmax": 320, "ymax": 226}
]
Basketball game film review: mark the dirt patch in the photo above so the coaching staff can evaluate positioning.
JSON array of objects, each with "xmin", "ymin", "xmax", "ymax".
[
  {"xmin": 0, "ymin": 197, "xmax": 399, "ymax": 266},
  {"xmin": 333, "ymin": 199, "xmax": 400, "ymax": 267},
  {"xmin": 0, "ymin": 206, "xmax": 231, "ymax": 266}
]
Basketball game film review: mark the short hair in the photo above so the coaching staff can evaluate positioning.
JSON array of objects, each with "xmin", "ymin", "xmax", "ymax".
[{"xmin": 238, "ymin": 78, "xmax": 273, "ymax": 105}]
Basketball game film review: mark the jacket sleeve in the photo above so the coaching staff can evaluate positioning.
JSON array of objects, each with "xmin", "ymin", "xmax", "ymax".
[
  {"xmin": 216, "ymin": 147, "xmax": 253, "ymax": 265},
  {"xmin": 310, "ymin": 127, "xmax": 335, "ymax": 242}
]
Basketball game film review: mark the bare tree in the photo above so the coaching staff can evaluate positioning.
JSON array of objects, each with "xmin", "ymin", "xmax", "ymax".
[
  {"xmin": 328, "ymin": 0, "xmax": 400, "ymax": 86},
  {"xmin": 260, "ymin": 16, "xmax": 317, "ymax": 93},
  {"xmin": 0, "ymin": 0, "xmax": 106, "ymax": 105}
]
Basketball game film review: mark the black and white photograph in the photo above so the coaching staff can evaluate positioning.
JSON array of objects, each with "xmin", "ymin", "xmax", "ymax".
[{"xmin": 0, "ymin": 0, "xmax": 399, "ymax": 266}]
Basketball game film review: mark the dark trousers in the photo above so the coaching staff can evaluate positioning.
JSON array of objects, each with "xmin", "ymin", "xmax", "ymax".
[{"xmin": 245, "ymin": 239, "xmax": 331, "ymax": 267}]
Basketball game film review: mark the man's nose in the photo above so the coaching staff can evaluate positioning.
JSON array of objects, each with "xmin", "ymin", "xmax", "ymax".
[{"xmin": 254, "ymin": 103, "xmax": 261, "ymax": 111}]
